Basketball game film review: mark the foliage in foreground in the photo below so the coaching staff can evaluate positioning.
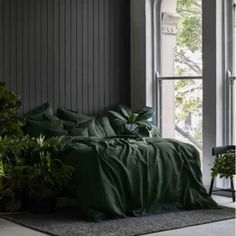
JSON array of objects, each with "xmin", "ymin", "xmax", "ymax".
[{"xmin": 0, "ymin": 135, "xmax": 74, "ymax": 212}]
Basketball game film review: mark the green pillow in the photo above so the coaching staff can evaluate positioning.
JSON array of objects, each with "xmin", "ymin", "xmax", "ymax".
[
  {"xmin": 151, "ymin": 125, "xmax": 161, "ymax": 138},
  {"xmin": 69, "ymin": 127, "xmax": 89, "ymax": 137},
  {"xmin": 24, "ymin": 103, "xmax": 52, "ymax": 120},
  {"xmin": 63, "ymin": 121, "xmax": 77, "ymax": 130},
  {"xmin": 96, "ymin": 117, "xmax": 116, "ymax": 137},
  {"xmin": 69, "ymin": 119, "xmax": 100, "ymax": 138},
  {"xmin": 56, "ymin": 108, "xmax": 93, "ymax": 124},
  {"xmin": 45, "ymin": 128, "xmax": 68, "ymax": 138},
  {"xmin": 95, "ymin": 121, "xmax": 106, "ymax": 138},
  {"xmin": 23, "ymin": 119, "xmax": 64, "ymax": 137},
  {"xmin": 43, "ymin": 114, "xmax": 60, "ymax": 121}
]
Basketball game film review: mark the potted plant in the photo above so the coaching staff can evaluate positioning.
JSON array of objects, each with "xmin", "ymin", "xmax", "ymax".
[
  {"xmin": 0, "ymin": 82, "xmax": 24, "ymax": 137},
  {"xmin": 27, "ymin": 135, "xmax": 74, "ymax": 213},
  {"xmin": 0, "ymin": 136, "xmax": 32, "ymax": 211},
  {"xmin": 211, "ymin": 151, "xmax": 236, "ymax": 187},
  {"xmin": 109, "ymin": 105, "xmax": 159, "ymax": 138}
]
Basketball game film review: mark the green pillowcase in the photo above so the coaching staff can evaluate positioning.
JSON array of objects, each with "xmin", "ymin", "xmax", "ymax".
[
  {"xmin": 69, "ymin": 119, "xmax": 100, "ymax": 138},
  {"xmin": 23, "ymin": 119, "xmax": 64, "ymax": 137},
  {"xmin": 151, "ymin": 125, "xmax": 161, "ymax": 138},
  {"xmin": 45, "ymin": 128, "xmax": 68, "ymax": 138},
  {"xmin": 63, "ymin": 121, "xmax": 77, "ymax": 130},
  {"xmin": 56, "ymin": 108, "xmax": 93, "ymax": 124},
  {"xmin": 96, "ymin": 117, "xmax": 116, "ymax": 137},
  {"xmin": 24, "ymin": 103, "xmax": 53, "ymax": 120},
  {"xmin": 43, "ymin": 114, "xmax": 60, "ymax": 121},
  {"xmin": 95, "ymin": 121, "xmax": 107, "ymax": 138},
  {"xmin": 69, "ymin": 127, "xmax": 89, "ymax": 137}
]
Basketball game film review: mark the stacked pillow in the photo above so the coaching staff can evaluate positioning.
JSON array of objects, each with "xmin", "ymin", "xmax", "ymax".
[
  {"xmin": 23, "ymin": 104, "xmax": 116, "ymax": 139},
  {"xmin": 23, "ymin": 103, "xmax": 67, "ymax": 138},
  {"xmin": 57, "ymin": 108, "xmax": 116, "ymax": 138}
]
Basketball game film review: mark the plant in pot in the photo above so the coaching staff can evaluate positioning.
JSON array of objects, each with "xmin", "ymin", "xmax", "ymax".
[
  {"xmin": 0, "ymin": 82, "xmax": 24, "ymax": 137},
  {"xmin": 0, "ymin": 82, "xmax": 29, "ymax": 212},
  {"xmin": 27, "ymin": 135, "xmax": 74, "ymax": 213},
  {"xmin": 0, "ymin": 136, "xmax": 32, "ymax": 212},
  {"xmin": 211, "ymin": 151, "xmax": 235, "ymax": 180},
  {"xmin": 109, "ymin": 105, "xmax": 159, "ymax": 138}
]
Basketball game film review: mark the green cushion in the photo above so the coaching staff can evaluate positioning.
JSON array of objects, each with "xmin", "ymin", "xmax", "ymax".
[
  {"xmin": 24, "ymin": 103, "xmax": 52, "ymax": 120},
  {"xmin": 69, "ymin": 119, "xmax": 100, "ymax": 138},
  {"xmin": 45, "ymin": 128, "xmax": 68, "ymax": 138},
  {"xmin": 151, "ymin": 125, "xmax": 161, "ymax": 138},
  {"xmin": 56, "ymin": 108, "xmax": 93, "ymax": 124},
  {"xmin": 43, "ymin": 114, "xmax": 60, "ymax": 121},
  {"xmin": 96, "ymin": 117, "xmax": 116, "ymax": 137},
  {"xmin": 69, "ymin": 127, "xmax": 89, "ymax": 137},
  {"xmin": 23, "ymin": 119, "xmax": 64, "ymax": 137},
  {"xmin": 95, "ymin": 121, "xmax": 107, "ymax": 138},
  {"xmin": 63, "ymin": 121, "xmax": 77, "ymax": 130}
]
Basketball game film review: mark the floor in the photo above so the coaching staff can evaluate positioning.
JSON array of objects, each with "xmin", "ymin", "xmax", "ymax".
[{"xmin": 0, "ymin": 195, "xmax": 235, "ymax": 236}]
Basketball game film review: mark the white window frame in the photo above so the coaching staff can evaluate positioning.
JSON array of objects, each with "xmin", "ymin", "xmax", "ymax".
[{"xmin": 130, "ymin": 0, "xmax": 235, "ymax": 186}]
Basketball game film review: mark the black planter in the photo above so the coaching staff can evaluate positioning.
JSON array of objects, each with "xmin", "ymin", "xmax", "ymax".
[
  {"xmin": 15, "ymin": 190, "xmax": 29, "ymax": 210},
  {"xmin": 29, "ymin": 198, "xmax": 57, "ymax": 213}
]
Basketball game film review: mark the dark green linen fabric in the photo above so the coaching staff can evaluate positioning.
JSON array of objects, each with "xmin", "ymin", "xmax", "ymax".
[
  {"xmin": 151, "ymin": 125, "xmax": 161, "ymax": 137},
  {"xmin": 69, "ymin": 128, "xmax": 89, "ymax": 137},
  {"xmin": 63, "ymin": 121, "xmax": 77, "ymax": 131},
  {"xmin": 45, "ymin": 128, "xmax": 68, "ymax": 138},
  {"xmin": 95, "ymin": 121, "xmax": 107, "ymax": 138},
  {"xmin": 69, "ymin": 119, "xmax": 101, "ymax": 138},
  {"xmin": 24, "ymin": 103, "xmax": 53, "ymax": 120},
  {"xmin": 23, "ymin": 119, "xmax": 64, "ymax": 137},
  {"xmin": 56, "ymin": 108, "xmax": 93, "ymax": 124},
  {"xmin": 60, "ymin": 136, "xmax": 218, "ymax": 221},
  {"xmin": 96, "ymin": 117, "xmax": 116, "ymax": 137}
]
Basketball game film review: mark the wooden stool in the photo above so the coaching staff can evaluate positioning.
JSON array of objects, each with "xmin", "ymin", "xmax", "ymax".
[{"xmin": 209, "ymin": 145, "xmax": 235, "ymax": 202}]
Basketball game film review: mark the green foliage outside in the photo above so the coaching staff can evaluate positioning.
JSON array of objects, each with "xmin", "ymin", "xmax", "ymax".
[
  {"xmin": 211, "ymin": 152, "xmax": 236, "ymax": 179},
  {"xmin": 175, "ymin": 0, "xmax": 202, "ymax": 148}
]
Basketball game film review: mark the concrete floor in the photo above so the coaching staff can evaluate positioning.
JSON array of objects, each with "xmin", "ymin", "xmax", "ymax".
[{"xmin": 0, "ymin": 195, "xmax": 235, "ymax": 236}]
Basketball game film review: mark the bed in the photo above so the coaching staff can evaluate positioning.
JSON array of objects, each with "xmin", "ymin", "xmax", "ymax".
[
  {"xmin": 59, "ymin": 135, "xmax": 218, "ymax": 221},
  {"xmin": 23, "ymin": 104, "xmax": 218, "ymax": 220}
]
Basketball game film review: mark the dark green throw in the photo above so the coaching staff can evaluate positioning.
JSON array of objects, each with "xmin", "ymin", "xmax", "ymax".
[{"xmin": 60, "ymin": 136, "xmax": 218, "ymax": 221}]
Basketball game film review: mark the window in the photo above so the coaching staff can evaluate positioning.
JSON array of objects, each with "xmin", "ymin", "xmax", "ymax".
[{"xmin": 156, "ymin": 0, "xmax": 203, "ymax": 152}]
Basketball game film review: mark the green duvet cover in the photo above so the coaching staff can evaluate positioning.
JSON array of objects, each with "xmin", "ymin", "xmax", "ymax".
[{"xmin": 60, "ymin": 136, "xmax": 218, "ymax": 220}]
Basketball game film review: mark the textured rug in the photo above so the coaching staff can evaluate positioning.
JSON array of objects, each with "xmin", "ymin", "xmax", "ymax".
[{"xmin": 2, "ymin": 207, "xmax": 235, "ymax": 236}]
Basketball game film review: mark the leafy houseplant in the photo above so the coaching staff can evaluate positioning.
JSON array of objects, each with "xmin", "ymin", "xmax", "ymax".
[
  {"xmin": 0, "ymin": 136, "xmax": 32, "ymax": 211},
  {"xmin": 0, "ymin": 82, "xmax": 24, "ymax": 137},
  {"xmin": 211, "ymin": 151, "xmax": 235, "ymax": 179},
  {"xmin": 27, "ymin": 135, "xmax": 74, "ymax": 213},
  {"xmin": 0, "ymin": 135, "xmax": 74, "ymax": 213},
  {"xmin": 109, "ymin": 105, "xmax": 154, "ymax": 137}
]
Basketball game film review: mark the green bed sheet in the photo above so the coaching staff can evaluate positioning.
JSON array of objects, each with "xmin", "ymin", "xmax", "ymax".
[{"xmin": 59, "ymin": 136, "xmax": 218, "ymax": 221}]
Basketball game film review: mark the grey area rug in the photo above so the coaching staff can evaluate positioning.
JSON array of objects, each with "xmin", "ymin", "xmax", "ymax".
[{"xmin": 2, "ymin": 207, "xmax": 235, "ymax": 236}]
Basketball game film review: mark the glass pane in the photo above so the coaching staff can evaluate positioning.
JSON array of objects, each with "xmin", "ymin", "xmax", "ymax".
[
  {"xmin": 161, "ymin": 79, "xmax": 202, "ymax": 152},
  {"xmin": 175, "ymin": 79, "xmax": 202, "ymax": 151},
  {"xmin": 175, "ymin": 0, "xmax": 202, "ymax": 77}
]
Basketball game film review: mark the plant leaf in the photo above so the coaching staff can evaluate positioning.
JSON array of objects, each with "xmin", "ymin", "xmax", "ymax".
[
  {"xmin": 137, "ymin": 106, "xmax": 153, "ymax": 121},
  {"xmin": 118, "ymin": 105, "xmax": 132, "ymax": 119},
  {"xmin": 108, "ymin": 111, "xmax": 127, "ymax": 122},
  {"xmin": 128, "ymin": 113, "xmax": 139, "ymax": 123},
  {"xmin": 136, "ymin": 120, "xmax": 152, "ymax": 130}
]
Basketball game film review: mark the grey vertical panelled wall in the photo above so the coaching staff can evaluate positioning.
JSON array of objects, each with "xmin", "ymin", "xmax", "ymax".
[{"xmin": 0, "ymin": 0, "xmax": 130, "ymax": 115}]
